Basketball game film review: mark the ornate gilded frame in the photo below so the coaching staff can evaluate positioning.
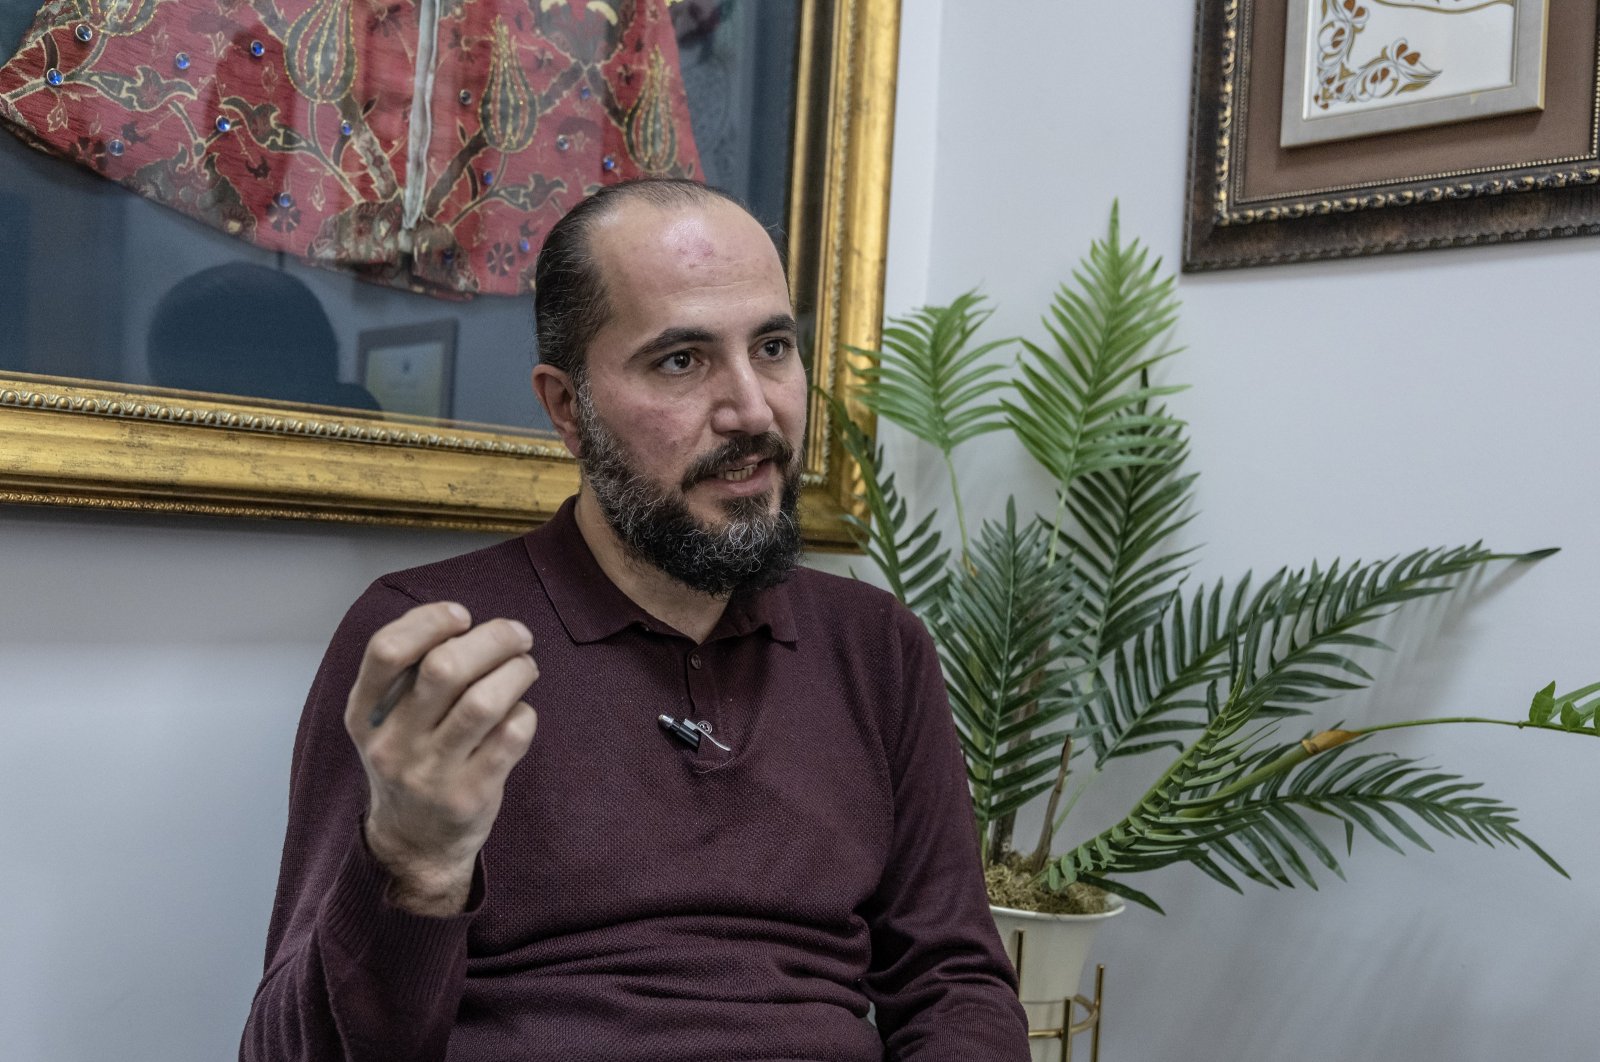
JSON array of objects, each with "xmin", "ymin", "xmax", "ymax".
[
  {"xmin": 1185, "ymin": 0, "xmax": 1600, "ymax": 271},
  {"xmin": 0, "ymin": 0, "xmax": 899, "ymax": 546}
]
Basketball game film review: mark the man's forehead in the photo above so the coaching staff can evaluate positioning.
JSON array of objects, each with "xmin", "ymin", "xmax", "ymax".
[
  {"xmin": 593, "ymin": 199, "xmax": 780, "ymax": 271},
  {"xmin": 586, "ymin": 199, "xmax": 791, "ymax": 328}
]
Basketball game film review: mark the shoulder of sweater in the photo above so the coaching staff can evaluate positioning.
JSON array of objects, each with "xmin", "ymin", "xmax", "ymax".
[
  {"xmin": 787, "ymin": 562, "xmax": 898, "ymax": 605},
  {"xmin": 783, "ymin": 564, "xmax": 925, "ymax": 638},
  {"xmin": 366, "ymin": 534, "xmax": 535, "ymax": 606}
]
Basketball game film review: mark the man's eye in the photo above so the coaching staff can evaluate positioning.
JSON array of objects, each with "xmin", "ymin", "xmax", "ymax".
[
  {"xmin": 659, "ymin": 351, "xmax": 695, "ymax": 373},
  {"xmin": 757, "ymin": 337, "xmax": 793, "ymax": 360}
]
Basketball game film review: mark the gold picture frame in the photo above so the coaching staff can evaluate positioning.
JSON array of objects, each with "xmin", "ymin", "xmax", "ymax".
[{"xmin": 0, "ymin": 0, "xmax": 899, "ymax": 546}]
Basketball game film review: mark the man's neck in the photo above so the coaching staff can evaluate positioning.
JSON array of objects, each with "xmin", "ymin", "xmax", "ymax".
[{"xmin": 572, "ymin": 490, "xmax": 731, "ymax": 644}]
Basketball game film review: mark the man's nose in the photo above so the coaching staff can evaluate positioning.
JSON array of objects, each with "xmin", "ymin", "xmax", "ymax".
[{"xmin": 709, "ymin": 357, "xmax": 776, "ymax": 437}]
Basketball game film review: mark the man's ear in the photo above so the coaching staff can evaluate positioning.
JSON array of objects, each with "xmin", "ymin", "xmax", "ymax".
[{"xmin": 531, "ymin": 364, "xmax": 584, "ymax": 458}]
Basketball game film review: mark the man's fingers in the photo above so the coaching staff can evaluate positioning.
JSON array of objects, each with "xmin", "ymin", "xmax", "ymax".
[
  {"xmin": 406, "ymin": 618, "xmax": 535, "ymax": 731},
  {"xmin": 347, "ymin": 602, "xmax": 473, "ymax": 735},
  {"xmin": 431, "ymin": 652, "xmax": 540, "ymax": 757},
  {"xmin": 471, "ymin": 701, "xmax": 539, "ymax": 775}
]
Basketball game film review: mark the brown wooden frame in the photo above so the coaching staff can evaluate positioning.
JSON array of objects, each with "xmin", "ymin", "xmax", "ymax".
[
  {"xmin": 1184, "ymin": 0, "xmax": 1600, "ymax": 272},
  {"xmin": 0, "ymin": 0, "xmax": 901, "ymax": 546}
]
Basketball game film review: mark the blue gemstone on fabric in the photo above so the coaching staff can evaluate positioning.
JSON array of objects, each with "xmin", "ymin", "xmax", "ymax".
[
  {"xmin": 579, "ymin": 85, "xmax": 592, "ymax": 100},
  {"xmin": 108, "ymin": 139, "xmax": 125, "ymax": 156},
  {"xmin": 482, "ymin": 170, "xmax": 494, "ymax": 186},
  {"xmin": 45, "ymin": 68, "xmax": 62, "ymax": 86},
  {"xmin": 250, "ymin": 40, "xmax": 265, "ymax": 58},
  {"xmin": 556, "ymin": 135, "xmax": 570, "ymax": 152},
  {"xmin": 74, "ymin": 24, "xmax": 93, "ymax": 43},
  {"xmin": 340, "ymin": 120, "xmax": 353, "ymax": 136},
  {"xmin": 215, "ymin": 116, "xmax": 232, "ymax": 133},
  {"xmin": 458, "ymin": 90, "xmax": 472, "ymax": 106},
  {"xmin": 275, "ymin": 192, "xmax": 293, "ymax": 208},
  {"xmin": 518, "ymin": 238, "xmax": 531, "ymax": 253},
  {"xmin": 602, "ymin": 155, "xmax": 616, "ymax": 171},
  {"xmin": 175, "ymin": 53, "xmax": 190, "ymax": 71}
]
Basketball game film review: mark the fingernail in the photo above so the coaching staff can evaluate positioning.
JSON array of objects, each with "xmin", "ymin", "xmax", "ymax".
[
  {"xmin": 510, "ymin": 620, "xmax": 532, "ymax": 643},
  {"xmin": 446, "ymin": 602, "xmax": 470, "ymax": 623}
]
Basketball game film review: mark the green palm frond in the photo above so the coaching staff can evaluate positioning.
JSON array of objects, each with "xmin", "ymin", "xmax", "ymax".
[
  {"xmin": 1004, "ymin": 203, "xmax": 1186, "ymax": 493},
  {"xmin": 1178, "ymin": 739, "xmax": 1568, "ymax": 893},
  {"xmin": 1092, "ymin": 545, "xmax": 1521, "ymax": 768},
  {"xmin": 848, "ymin": 289, "xmax": 1013, "ymax": 458},
  {"xmin": 1224, "ymin": 546, "xmax": 1511, "ymax": 722},
  {"xmin": 1087, "ymin": 570, "xmax": 1281, "ymax": 764},
  {"xmin": 1055, "ymin": 409, "xmax": 1198, "ymax": 776},
  {"xmin": 823, "ymin": 392, "xmax": 950, "ymax": 616},
  {"xmin": 931, "ymin": 503, "xmax": 1093, "ymax": 840},
  {"xmin": 1046, "ymin": 548, "xmax": 1568, "ymax": 910},
  {"xmin": 1061, "ymin": 410, "xmax": 1198, "ymax": 657},
  {"xmin": 1042, "ymin": 683, "xmax": 1263, "ymax": 912}
]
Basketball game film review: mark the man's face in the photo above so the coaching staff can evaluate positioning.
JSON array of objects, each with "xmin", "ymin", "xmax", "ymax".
[{"xmin": 572, "ymin": 198, "xmax": 809, "ymax": 593}]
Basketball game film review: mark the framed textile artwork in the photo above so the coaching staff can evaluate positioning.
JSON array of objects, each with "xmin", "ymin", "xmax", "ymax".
[
  {"xmin": 0, "ymin": 0, "xmax": 900, "ymax": 542},
  {"xmin": 1184, "ymin": 0, "xmax": 1600, "ymax": 271}
]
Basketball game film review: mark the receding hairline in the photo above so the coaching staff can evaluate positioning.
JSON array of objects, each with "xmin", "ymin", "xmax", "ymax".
[
  {"xmin": 578, "ymin": 195, "xmax": 790, "ymax": 330},
  {"xmin": 583, "ymin": 191, "xmax": 775, "ymax": 256}
]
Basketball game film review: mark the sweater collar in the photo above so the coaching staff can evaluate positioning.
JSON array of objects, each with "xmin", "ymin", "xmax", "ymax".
[{"xmin": 524, "ymin": 496, "xmax": 798, "ymax": 646}]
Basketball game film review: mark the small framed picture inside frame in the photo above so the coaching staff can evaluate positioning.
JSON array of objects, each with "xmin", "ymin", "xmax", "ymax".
[{"xmin": 358, "ymin": 321, "xmax": 458, "ymax": 420}]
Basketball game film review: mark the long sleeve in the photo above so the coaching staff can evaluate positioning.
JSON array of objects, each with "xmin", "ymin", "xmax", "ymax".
[
  {"xmin": 861, "ymin": 611, "xmax": 1032, "ymax": 1061},
  {"xmin": 239, "ymin": 582, "xmax": 481, "ymax": 1062}
]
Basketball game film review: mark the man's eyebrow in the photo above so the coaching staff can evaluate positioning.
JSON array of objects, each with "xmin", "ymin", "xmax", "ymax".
[
  {"xmin": 631, "ymin": 326, "xmax": 719, "ymax": 363},
  {"xmin": 753, "ymin": 314, "xmax": 799, "ymax": 338}
]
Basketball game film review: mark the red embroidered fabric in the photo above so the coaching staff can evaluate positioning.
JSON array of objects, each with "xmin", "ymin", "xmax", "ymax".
[{"xmin": 0, "ymin": 0, "xmax": 702, "ymax": 297}]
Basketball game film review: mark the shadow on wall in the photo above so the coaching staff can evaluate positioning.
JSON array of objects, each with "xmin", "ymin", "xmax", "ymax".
[{"xmin": 147, "ymin": 262, "xmax": 381, "ymax": 411}]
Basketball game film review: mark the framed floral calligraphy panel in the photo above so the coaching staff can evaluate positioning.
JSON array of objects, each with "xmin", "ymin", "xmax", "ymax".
[
  {"xmin": 0, "ymin": 0, "xmax": 898, "ymax": 543},
  {"xmin": 1185, "ymin": 0, "xmax": 1600, "ymax": 271}
]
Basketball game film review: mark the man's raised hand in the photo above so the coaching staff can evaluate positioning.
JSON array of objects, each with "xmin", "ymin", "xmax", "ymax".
[{"xmin": 343, "ymin": 601, "xmax": 539, "ymax": 916}]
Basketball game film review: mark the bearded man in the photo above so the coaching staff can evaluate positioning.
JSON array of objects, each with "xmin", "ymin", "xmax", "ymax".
[{"xmin": 241, "ymin": 179, "xmax": 1030, "ymax": 1062}]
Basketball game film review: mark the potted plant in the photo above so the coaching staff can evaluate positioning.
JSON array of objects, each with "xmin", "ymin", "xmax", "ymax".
[{"xmin": 829, "ymin": 207, "xmax": 1597, "ymax": 1054}]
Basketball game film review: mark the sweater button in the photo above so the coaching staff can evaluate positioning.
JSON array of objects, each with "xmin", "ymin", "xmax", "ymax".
[{"xmin": 689, "ymin": 652, "xmax": 702, "ymax": 670}]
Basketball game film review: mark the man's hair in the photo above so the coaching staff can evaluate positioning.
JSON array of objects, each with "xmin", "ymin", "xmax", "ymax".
[{"xmin": 533, "ymin": 178, "xmax": 769, "ymax": 381}]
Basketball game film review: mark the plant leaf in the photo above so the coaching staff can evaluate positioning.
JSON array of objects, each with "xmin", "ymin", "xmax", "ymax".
[{"xmin": 847, "ymin": 289, "xmax": 1013, "ymax": 461}]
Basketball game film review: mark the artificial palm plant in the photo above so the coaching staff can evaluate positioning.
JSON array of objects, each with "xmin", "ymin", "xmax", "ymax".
[{"xmin": 833, "ymin": 206, "xmax": 1597, "ymax": 914}]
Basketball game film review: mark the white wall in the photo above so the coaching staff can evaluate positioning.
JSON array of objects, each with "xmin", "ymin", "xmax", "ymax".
[
  {"xmin": 1, "ymin": 3, "xmax": 1594, "ymax": 1060},
  {"xmin": 875, "ymin": 2, "xmax": 1597, "ymax": 1060}
]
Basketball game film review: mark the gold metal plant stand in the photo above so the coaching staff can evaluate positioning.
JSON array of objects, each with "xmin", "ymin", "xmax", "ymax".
[{"xmin": 1012, "ymin": 928, "xmax": 1104, "ymax": 1062}]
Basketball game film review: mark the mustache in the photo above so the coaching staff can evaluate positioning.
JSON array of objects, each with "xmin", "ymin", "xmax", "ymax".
[{"xmin": 680, "ymin": 432, "xmax": 796, "ymax": 491}]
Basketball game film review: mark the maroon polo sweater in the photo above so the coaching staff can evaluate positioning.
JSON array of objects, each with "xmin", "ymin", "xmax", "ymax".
[{"xmin": 241, "ymin": 498, "xmax": 1029, "ymax": 1061}]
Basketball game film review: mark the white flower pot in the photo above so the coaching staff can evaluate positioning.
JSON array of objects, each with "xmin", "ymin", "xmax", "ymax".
[{"xmin": 990, "ymin": 901, "xmax": 1124, "ymax": 1062}]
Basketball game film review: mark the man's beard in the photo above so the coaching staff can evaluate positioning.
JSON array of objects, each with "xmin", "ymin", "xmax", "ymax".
[{"xmin": 574, "ymin": 381, "xmax": 803, "ymax": 597}]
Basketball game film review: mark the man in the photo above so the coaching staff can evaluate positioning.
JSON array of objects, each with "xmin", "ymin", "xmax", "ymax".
[{"xmin": 241, "ymin": 179, "xmax": 1030, "ymax": 1061}]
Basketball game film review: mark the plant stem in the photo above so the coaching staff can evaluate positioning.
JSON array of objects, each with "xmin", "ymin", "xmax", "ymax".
[
  {"xmin": 1051, "ymin": 765, "xmax": 1099, "ymax": 835},
  {"xmin": 944, "ymin": 451, "xmax": 973, "ymax": 570},
  {"xmin": 1178, "ymin": 717, "xmax": 1599, "ymax": 818},
  {"xmin": 1046, "ymin": 489, "xmax": 1069, "ymax": 566},
  {"xmin": 1359, "ymin": 716, "xmax": 1600, "ymax": 739},
  {"xmin": 1027, "ymin": 737, "xmax": 1072, "ymax": 870}
]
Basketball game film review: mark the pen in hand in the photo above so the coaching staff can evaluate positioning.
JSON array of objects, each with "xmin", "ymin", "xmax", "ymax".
[{"xmin": 369, "ymin": 663, "xmax": 419, "ymax": 728}]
